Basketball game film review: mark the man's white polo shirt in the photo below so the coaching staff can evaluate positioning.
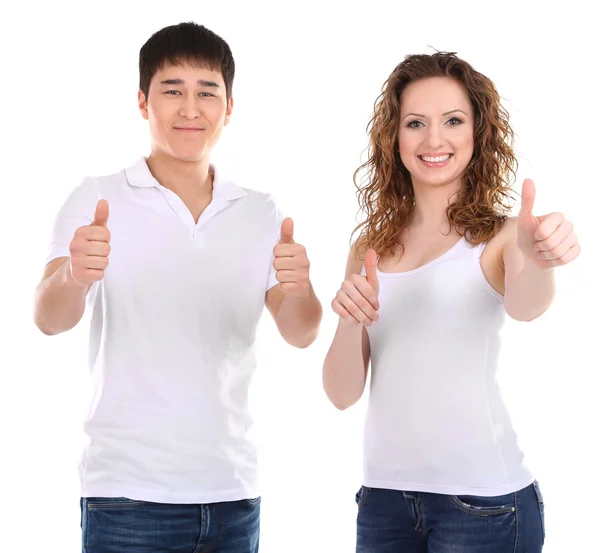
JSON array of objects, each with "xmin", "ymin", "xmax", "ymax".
[{"xmin": 46, "ymin": 157, "xmax": 282, "ymax": 504}]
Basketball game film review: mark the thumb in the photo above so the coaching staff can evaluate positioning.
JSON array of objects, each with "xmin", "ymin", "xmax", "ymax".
[
  {"xmin": 92, "ymin": 199, "xmax": 109, "ymax": 227},
  {"xmin": 364, "ymin": 249, "xmax": 379, "ymax": 290},
  {"xmin": 279, "ymin": 217, "xmax": 294, "ymax": 244},
  {"xmin": 518, "ymin": 179, "xmax": 536, "ymax": 219}
]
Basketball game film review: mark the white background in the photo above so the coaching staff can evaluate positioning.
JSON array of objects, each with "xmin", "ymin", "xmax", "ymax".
[{"xmin": 1, "ymin": 1, "xmax": 598, "ymax": 551}]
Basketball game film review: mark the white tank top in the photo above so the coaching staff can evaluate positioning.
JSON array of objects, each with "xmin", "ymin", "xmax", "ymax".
[{"xmin": 362, "ymin": 237, "xmax": 534, "ymax": 496}]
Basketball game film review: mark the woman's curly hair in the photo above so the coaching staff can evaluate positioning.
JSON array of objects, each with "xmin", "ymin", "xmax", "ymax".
[{"xmin": 352, "ymin": 52, "xmax": 517, "ymax": 259}]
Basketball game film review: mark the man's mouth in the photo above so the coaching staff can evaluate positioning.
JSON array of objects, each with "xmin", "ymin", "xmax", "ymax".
[{"xmin": 174, "ymin": 127, "xmax": 205, "ymax": 132}]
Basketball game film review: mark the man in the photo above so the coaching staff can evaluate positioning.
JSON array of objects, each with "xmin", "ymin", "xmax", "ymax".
[{"xmin": 34, "ymin": 22, "xmax": 322, "ymax": 553}]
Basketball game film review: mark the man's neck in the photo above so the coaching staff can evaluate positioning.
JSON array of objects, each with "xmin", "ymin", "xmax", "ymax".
[{"xmin": 146, "ymin": 151, "xmax": 213, "ymax": 199}]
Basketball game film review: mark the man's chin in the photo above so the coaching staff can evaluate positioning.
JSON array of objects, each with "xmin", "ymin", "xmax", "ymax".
[{"xmin": 172, "ymin": 150, "xmax": 210, "ymax": 164}]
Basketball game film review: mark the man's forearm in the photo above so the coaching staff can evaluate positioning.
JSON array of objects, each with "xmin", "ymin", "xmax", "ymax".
[
  {"xmin": 34, "ymin": 259, "xmax": 89, "ymax": 335},
  {"xmin": 275, "ymin": 283, "xmax": 322, "ymax": 348}
]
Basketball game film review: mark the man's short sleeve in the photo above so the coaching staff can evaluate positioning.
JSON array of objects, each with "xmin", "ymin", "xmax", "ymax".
[{"xmin": 46, "ymin": 178, "xmax": 99, "ymax": 265}]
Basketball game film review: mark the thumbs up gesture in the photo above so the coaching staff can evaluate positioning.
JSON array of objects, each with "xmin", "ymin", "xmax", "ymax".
[
  {"xmin": 332, "ymin": 249, "xmax": 380, "ymax": 326},
  {"xmin": 69, "ymin": 199, "xmax": 112, "ymax": 286},
  {"xmin": 273, "ymin": 217, "xmax": 311, "ymax": 298},
  {"xmin": 517, "ymin": 179, "xmax": 580, "ymax": 270}
]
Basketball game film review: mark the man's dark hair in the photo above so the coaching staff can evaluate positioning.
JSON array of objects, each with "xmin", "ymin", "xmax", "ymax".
[{"xmin": 139, "ymin": 22, "xmax": 235, "ymax": 100}]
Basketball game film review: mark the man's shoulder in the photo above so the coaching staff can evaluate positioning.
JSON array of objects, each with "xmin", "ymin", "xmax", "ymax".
[
  {"xmin": 233, "ymin": 188, "xmax": 280, "ymax": 227},
  {"xmin": 238, "ymin": 185, "xmax": 276, "ymax": 203},
  {"xmin": 224, "ymin": 176, "xmax": 279, "ymax": 212},
  {"xmin": 74, "ymin": 166, "xmax": 128, "ymax": 192}
]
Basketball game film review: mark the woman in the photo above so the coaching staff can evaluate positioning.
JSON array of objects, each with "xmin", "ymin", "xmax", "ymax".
[{"xmin": 322, "ymin": 52, "xmax": 580, "ymax": 552}]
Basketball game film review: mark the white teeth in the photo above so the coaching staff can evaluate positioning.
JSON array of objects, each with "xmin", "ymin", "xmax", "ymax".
[{"xmin": 421, "ymin": 155, "xmax": 450, "ymax": 163}]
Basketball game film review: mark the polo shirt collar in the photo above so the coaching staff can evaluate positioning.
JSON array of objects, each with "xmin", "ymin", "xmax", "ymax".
[{"xmin": 124, "ymin": 157, "xmax": 246, "ymax": 201}]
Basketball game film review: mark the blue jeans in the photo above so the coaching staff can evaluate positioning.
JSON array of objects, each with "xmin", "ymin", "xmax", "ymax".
[
  {"xmin": 80, "ymin": 496, "xmax": 260, "ymax": 552},
  {"xmin": 356, "ymin": 481, "xmax": 545, "ymax": 552}
]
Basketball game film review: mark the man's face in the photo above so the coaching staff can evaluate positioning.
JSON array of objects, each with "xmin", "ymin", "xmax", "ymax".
[{"xmin": 138, "ymin": 63, "xmax": 233, "ymax": 162}]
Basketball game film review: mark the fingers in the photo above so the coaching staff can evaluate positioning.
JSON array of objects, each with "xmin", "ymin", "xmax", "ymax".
[
  {"xmin": 92, "ymin": 199, "xmax": 110, "ymax": 227},
  {"xmin": 70, "ymin": 239, "xmax": 111, "ymax": 257},
  {"xmin": 69, "ymin": 252, "xmax": 109, "ymax": 285},
  {"xmin": 80, "ymin": 255, "xmax": 109, "ymax": 271},
  {"xmin": 534, "ymin": 212, "xmax": 565, "ymax": 242},
  {"xmin": 533, "ymin": 214, "xmax": 580, "ymax": 265},
  {"xmin": 273, "ymin": 253, "xmax": 309, "ymax": 271},
  {"xmin": 535, "ymin": 226, "xmax": 575, "ymax": 260},
  {"xmin": 275, "ymin": 269, "xmax": 309, "ymax": 283},
  {"xmin": 335, "ymin": 277, "xmax": 379, "ymax": 325},
  {"xmin": 534, "ymin": 218, "xmax": 572, "ymax": 252},
  {"xmin": 273, "ymin": 236, "xmax": 311, "ymax": 297},
  {"xmin": 334, "ymin": 289, "xmax": 378, "ymax": 325},
  {"xmin": 276, "ymin": 268, "xmax": 310, "ymax": 298},
  {"xmin": 551, "ymin": 243, "xmax": 581, "ymax": 266},
  {"xmin": 74, "ymin": 225, "xmax": 111, "ymax": 243},
  {"xmin": 279, "ymin": 217, "xmax": 294, "ymax": 244},
  {"xmin": 518, "ymin": 178, "xmax": 536, "ymax": 217},
  {"xmin": 273, "ymin": 243, "xmax": 306, "ymax": 260},
  {"xmin": 347, "ymin": 273, "xmax": 379, "ymax": 309},
  {"xmin": 540, "ymin": 239, "xmax": 581, "ymax": 265},
  {"xmin": 85, "ymin": 240, "xmax": 111, "ymax": 257},
  {"xmin": 364, "ymin": 249, "xmax": 379, "ymax": 289},
  {"xmin": 331, "ymin": 298, "xmax": 361, "ymax": 324},
  {"xmin": 70, "ymin": 211, "xmax": 112, "ymax": 285}
]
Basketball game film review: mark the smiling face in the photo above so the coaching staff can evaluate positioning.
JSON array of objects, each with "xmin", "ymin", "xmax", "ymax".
[
  {"xmin": 138, "ymin": 63, "xmax": 233, "ymax": 163},
  {"xmin": 398, "ymin": 76, "xmax": 474, "ymax": 191}
]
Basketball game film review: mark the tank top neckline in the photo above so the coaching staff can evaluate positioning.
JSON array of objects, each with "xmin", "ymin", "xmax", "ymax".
[{"xmin": 376, "ymin": 236, "xmax": 467, "ymax": 278}]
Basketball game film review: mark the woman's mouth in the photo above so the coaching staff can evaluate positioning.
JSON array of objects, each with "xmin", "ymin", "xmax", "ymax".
[{"xmin": 418, "ymin": 154, "xmax": 453, "ymax": 167}]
